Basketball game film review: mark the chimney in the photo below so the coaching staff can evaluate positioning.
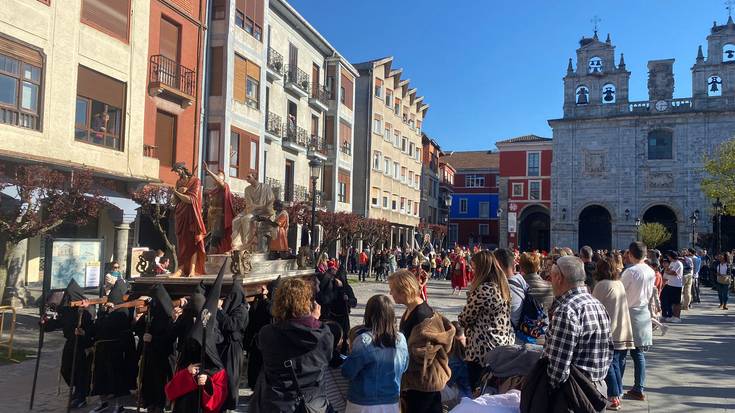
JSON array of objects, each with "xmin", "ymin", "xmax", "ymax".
[{"xmin": 647, "ymin": 59, "xmax": 675, "ymax": 101}]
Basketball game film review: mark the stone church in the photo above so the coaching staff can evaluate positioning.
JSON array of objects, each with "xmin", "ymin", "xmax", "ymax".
[{"xmin": 550, "ymin": 17, "xmax": 735, "ymax": 251}]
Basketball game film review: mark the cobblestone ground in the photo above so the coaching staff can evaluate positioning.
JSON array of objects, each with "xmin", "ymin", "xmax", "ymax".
[{"xmin": 2, "ymin": 278, "xmax": 732, "ymax": 412}]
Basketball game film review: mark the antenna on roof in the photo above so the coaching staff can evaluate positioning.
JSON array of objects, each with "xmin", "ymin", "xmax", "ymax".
[{"xmin": 590, "ymin": 15, "xmax": 602, "ymax": 36}]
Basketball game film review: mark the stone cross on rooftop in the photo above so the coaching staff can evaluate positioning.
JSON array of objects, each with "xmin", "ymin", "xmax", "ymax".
[{"xmin": 591, "ymin": 15, "xmax": 602, "ymax": 34}]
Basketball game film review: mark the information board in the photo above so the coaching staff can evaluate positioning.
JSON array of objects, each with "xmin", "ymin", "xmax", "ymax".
[{"xmin": 48, "ymin": 239, "xmax": 104, "ymax": 290}]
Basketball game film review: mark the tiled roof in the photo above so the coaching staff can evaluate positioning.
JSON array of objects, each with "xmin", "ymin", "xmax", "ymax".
[
  {"xmin": 495, "ymin": 134, "xmax": 552, "ymax": 144},
  {"xmin": 440, "ymin": 150, "xmax": 498, "ymax": 170}
]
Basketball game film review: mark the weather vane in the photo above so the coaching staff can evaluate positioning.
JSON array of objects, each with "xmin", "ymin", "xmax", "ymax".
[
  {"xmin": 591, "ymin": 15, "xmax": 602, "ymax": 34},
  {"xmin": 728, "ymin": 0, "xmax": 734, "ymax": 17}
]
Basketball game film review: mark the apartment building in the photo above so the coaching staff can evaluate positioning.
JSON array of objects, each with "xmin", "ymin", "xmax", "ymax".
[
  {"xmin": 353, "ymin": 57, "xmax": 428, "ymax": 248},
  {"xmin": 442, "ymin": 151, "xmax": 500, "ymax": 249},
  {"xmin": 0, "ymin": 0, "xmax": 157, "ymax": 285},
  {"xmin": 497, "ymin": 135, "xmax": 552, "ymax": 251},
  {"xmin": 439, "ymin": 159, "xmax": 456, "ymax": 246},
  {"xmin": 420, "ymin": 133, "xmax": 442, "ymax": 225},
  {"xmin": 144, "ymin": 0, "xmax": 207, "ymax": 185}
]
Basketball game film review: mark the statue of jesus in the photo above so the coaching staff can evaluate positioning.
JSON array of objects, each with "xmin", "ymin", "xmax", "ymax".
[
  {"xmin": 232, "ymin": 173, "xmax": 275, "ymax": 252},
  {"xmin": 171, "ymin": 162, "xmax": 207, "ymax": 276}
]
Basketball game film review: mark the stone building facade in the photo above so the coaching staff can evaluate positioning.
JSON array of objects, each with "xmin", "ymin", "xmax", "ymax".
[{"xmin": 550, "ymin": 19, "xmax": 735, "ymax": 251}]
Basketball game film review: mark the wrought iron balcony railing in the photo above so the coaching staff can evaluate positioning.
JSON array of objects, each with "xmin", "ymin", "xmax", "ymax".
[
  {"xmin": 267, "ymin": 47, "xmax": 284, "ymax": 75},
  {"xmin": 284, "ymin": 123, "xmax": 310, "ymax": 147},
  {"xmin": 284, "ymin": 65, "xmax": 310, "ymax": 94},
  {"xmin": 309, "ymin": 135, "xmax": 327, "ymax": 154},
  {"xmin": 266, "ymin": 112, "xmax": 284, "ymax": 137},
  {"xmin": 310, "ymin": 85, "xmax": 330, "ymax": 106},
  {"xmin": 149, "ymin": 54, "xmax": 196, "ymax": 97},
  {"xmin": 339, "ymin": 141, "xmax": 352, "ymax": 156}
]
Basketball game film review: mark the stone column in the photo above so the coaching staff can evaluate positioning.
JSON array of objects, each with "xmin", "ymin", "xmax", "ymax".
[{"xmin": 114, "ymin": 223, "xmax": 131, "ymax": 274}]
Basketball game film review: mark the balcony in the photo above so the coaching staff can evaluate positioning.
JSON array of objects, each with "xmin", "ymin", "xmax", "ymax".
[
  {"xmin": 309, "ymin": 85, "xmax": 330, "ymax": 112},
  {"xmin": 143, "ymin": 144, "xmax": 158, "ymax": 158},
  {"xmin": 148, "ymin": 55, "xmax": 195, "ymax": 108},
  {"xmin": 283, "ymin": 122, "xmax": 309, "ymax": 151},
  {"xmin": 266, "ymin": 47, "xmax": 284, "ymax": 81},
  {"xmin": 265, "ymin": 112, "xmax": 283, "ymax": 142},
  {"xmin": 307, "ymin": 134, "xmax": 327, "ymax": 160},
  {"xmin": 339, "ymin": 141, "xmax": 352, "ymax": 156},
  {"xmin": 284, "ymin": 65, "xmax": 310, "ymax": 98},
  {"xmin": 0, "ymin": 107, "xmax": 40, "ymax": 131}
]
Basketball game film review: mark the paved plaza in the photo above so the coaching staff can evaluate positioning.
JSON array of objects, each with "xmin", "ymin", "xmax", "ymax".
[{"xmin": 0, "ymin": 278, "xmax": 732, "ymax": 412}]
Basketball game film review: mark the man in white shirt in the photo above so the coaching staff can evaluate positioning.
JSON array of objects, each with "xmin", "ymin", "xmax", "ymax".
[
  {"xmin": 620, "ymin": 242, "xmax": 656, "ymax": 401},
  {"xmin": 662, "ymin": 251, "xmax": 684, "ymax": 322}
]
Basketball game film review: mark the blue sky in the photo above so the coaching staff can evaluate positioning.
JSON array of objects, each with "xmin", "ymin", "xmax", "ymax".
[{"xmin": 288, "ymin": 0, "xmax": 730, "ymax": 151}]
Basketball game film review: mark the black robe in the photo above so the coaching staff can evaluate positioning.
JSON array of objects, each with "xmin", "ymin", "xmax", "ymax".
[
  {"xmin": 217, "ymin": 278, "xmax": 249, "ymax": 410},
  {"xmin": 244, "ymin": 294, "xmax": 271, "ymax": 389},
  {"xmin": 134, "ymin": 284, "xmax": 176, "ymax": 409}
]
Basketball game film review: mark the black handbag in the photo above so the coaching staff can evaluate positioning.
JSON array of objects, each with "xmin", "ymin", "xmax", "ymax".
[{"xmin": 284, "ymin": 359, "xmax": 332, "ymax": 413}]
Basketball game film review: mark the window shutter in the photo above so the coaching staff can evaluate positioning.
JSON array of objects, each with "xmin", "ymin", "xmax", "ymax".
[
  {"xmin": 236, "ymin": 0, "xmax": 247, "ymax": 12},
  {"xmin": 325, "ymin": 116, "xmax": 335, "ymax": 145},
  {"xmin": 254, "ymin": 0, "xmax": 264, "ymax": 26},
  {"xmin": 234, "ymin": 55, "xmax": 247, "ymax": 103},
  {"xmin": 0, "ymin": 37, "xmax": 43, "ymax": 67},
  {"xmin": 246, "ymin": 0, "xmax": 256, "ymax": 20},
  {"xmin": 246, "ymin": 60, "xmax": 260, "ymax": 82},
  {"xmin": 238, "ymin": 133, "xmax": 248, "ymax": 179},
  {"xmin": 81, "ymin": 0, "xmax": 130, "ymax": 41},
  {"xmin": 210, "ymin": 47, "xmax": 223, "ymax": 96},
  {"xmin": 340, "ymin": 70, "xmax": 353, "ymax": 109},
  {"xmin": 77, "ymin": 65, "xmax": 125, "ymax": 108},
  {"xmin": 159, "ymin": 18, "xmax": 180, "ymax": 61},
  {"xmin": 155, "ymin": 111, "xmax": 176, "ymax": 167}
]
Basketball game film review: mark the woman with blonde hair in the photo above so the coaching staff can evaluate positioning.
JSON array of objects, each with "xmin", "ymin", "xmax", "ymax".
[
  {"xmin": 317, "ymin": 252, "xmax": 330, "ymax": 273},
  {"xmin": 458, "ymin": 251, "xmax": 514, "ymax": 391},
  {"xmin": 389, "ymin": 270, "xmax": 454, "ymax": 413}
]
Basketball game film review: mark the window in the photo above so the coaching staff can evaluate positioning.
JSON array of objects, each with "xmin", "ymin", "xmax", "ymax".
[
  {"xmin": 465, "ymin": 175, "xmax": 485, "ymax": 188},
  {"xmin": 414, "ymin": 202, "xmax": 419, "ymax": 216},
  {"xmin": 371, "ymin": 187, "xmax": 380, "ymax": 207},
  {"xmin": 459, "ymin": 198, "xmax": 468, "ymax": 214},
  {"xmin": 401, "ymin": 137, "xmax": 407, "ymax": 152},
  {"xmin": 401, "ymin": 167, "xmax": 406, "ymax": 182},
  {"xmin": 393, "ymin": 130, "xmax": 400, "ymax": 147},
  {"xmin": 235, "ymin": 55, "xmax": 260, "ymax": 108},
  {"xmin": 155, "ymin": 110, "xmax": 176, "ymax": 167},
  {"xmin": 209, "ymin": 46, "xmax": 223, "ymax": 96},
  {"xmin": 81, "ymin": 0, "xmax": 130, "ymax": 41},
  {"xmin": 159, "ymin": 18, "xmax": 180, "ymax": 62},
  {"xmin": 373, "ymin": 150, "xmax": 382, "ymax": 170},
  {"xmin": 529, "ymin": 181, "xmax": 541, "ymax": 200},
  {"xmin": 479, "ymin": 224, "xmax": 489, "ymax": 236},
  {"xmin": 575, "ymin": 85, "xmax": 589, "ymax": 105},
  {"xmin": 340, "ymin": 86, "xmax": 346, "ymax": 103},
  {"xmin": 408, "ymin": 170, "xmax": 413, "ymax": 186},
  {"xmin": 392, "ymin": 196, "xmax": 397, "ymax": 210},
  {"xmin": 384, "ymin": 157, "xmax": 391, "ymax": 175},
  {"xmin": 407, "ymin": 200, "xmax": 412, "ymax": 213},
  {"xmin": 385, "ymin": 89, "xmax": 393, "ymax": 106},
  {"xmin": 338, "ymin": 181, "xmax": 347, "ymax": 203},
  {"xmin": 206, "ymin": 125, "xmax": 220, "ymax": 165},
  {"xmin": 393, "ymin": 161, "xmax": 399, "ymax": 180},
  {"xmin": 409, "ymin": 142, "xmax": 415, "ymax": 157},
  {"xmin": 400, "ymin": 197, "xmax": 406, "ymax": 212},
  {"xmin": 601, "ymin": 83, "xmax": 616, "ymax": 104},
  {"xmin": 375, "ymin": 78, "xmax": 383, "ymax": 97},
  {"xmin": 340, "ymin": 70, "xmax": 353, "ymax": 109},
  {"xmin": 527, "ymin": 152, "xmax": 540, "ymax": 176},
  {"xmin": 249, "ymin": 140, "xmax": 258, "ymax": 170},
  {"xmin": 234, "ymin": 0, "xmax": 263, "ymax": 41},
  {"xmin": 382, "ymin": 192, "xmax": 389, "ymax": 208},
  {"xmin": 647, "ymin": 130, "xmax": 673, "ymax": 160},
  {"xmin": 0, "ymin": 42, "xmax": 43, "ymax": 131},
  {"xmin": 479, "ymin": 202, "xmax": 489, "ymax": 218},
  {"xmin": 394, "ymin": 98, "xmax": 401, "ymax": 115},
  {"xmin": 373, "ymin": 115, "xmax": 382, "ymax": 135},
  {"xmin": 75, "ymin": 66, "xmax": 125, "ymax": 150},
  {"xmin": 384, "ymin": 123, "xmax": 392, "ymax": 141},
  {"xmin": 708, "ymin": 75, "xmax": 723, "ymax": 97},
  {"xmin": 512, "ymin": 183, "xmax": 523, "ymax": 197},
  {"xmin": 229, "ymin": 132, "xmax": 240, "ymax": 178},
  {"xmin": 212, "ymin": 0, "xmax": 226, "ymax": 19}
]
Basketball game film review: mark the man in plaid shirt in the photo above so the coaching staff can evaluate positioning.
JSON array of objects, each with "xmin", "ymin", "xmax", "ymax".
[{"xmin": 544, "ymin": 256, "xmax": 612, "ymax": 391}]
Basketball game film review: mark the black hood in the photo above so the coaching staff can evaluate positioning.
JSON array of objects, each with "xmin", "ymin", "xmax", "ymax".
[
  {"xmin": 190, "ymin": 282, "xmax": 206, "ymax": 315},
  {"xmin": 150, "ymin": 283, "xmax": 174, "ymax": 320},
  {"xmin": 60, "ymin": 279, "xmax": 85, "ymax": 307},
  {"xmin": 107, "ymin": 278, "xmax": 127, "ymax": 305},
  {"xmin": 184, "ymin": 259, "xmax": 227, "ymax": 370},
  {"xmin": 222, "ymin": 275, "xmax": 245, "ymax": 315}
]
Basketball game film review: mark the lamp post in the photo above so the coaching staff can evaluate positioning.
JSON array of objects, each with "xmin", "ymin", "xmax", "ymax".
[
  {"xmin": 444, "ymin": 194, "xmax": 452, "ymax": 249},
  {"xmin": 713, "ymin": 198, "xmax": 723, "ymax": 254},
  {"xmin": 689, "ymin": 210, "xmax": 699, "ymax": 248},
  {"xmin": 634, "ymin": 217, "xmax": 642, "ymax": 241},
  {"xmin": 308, "ymin": 157, "xmax": 322, "ymax": 264}
]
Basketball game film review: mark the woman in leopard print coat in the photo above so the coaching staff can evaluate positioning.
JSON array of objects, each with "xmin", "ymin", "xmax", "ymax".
[{"xmin": 458, "ymin": 250, "xmax": 515, "ymax": 390}]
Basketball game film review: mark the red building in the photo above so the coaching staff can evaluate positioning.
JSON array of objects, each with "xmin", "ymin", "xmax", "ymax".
[
  {"xmin": 144, "ymin": 0, "xmax": 207, "ymax": 185},
  {"xmin": 496, "ymin": 135, "xmax": 552, "ymax": 251}
]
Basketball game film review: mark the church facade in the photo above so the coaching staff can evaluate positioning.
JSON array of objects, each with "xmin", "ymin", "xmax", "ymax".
[{"xmin": 550, "ymin": 18, "xmax": 735, "ymax": 251}]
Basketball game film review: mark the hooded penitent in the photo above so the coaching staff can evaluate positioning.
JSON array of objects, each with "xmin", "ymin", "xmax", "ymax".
[
  {"xmin": 137, "ymin": 283, "xmax": 176, "ymax": 410},
  {"xmin": 166, "ymin": 261, "xmax": 229, "ymax": 413},
  {"xmin": 218, "ymin": 275, "xmax": 250, "ymax": 410}
]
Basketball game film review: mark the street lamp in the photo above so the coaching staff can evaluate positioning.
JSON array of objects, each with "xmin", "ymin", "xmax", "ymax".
[
  {"xmin": 561, "ymin": 207, "xmax": 567, "ymax": 220},
  {"xmin": 713, "ymin": 198, "xmax": 723, "ymax": 254},
  {"xmin": 308, "ymin": 157, "xmax": 322, "ymax": 263},
  {"xmin": 625, "ymin": 208, "xmax": 630, "ymax": 221},
  {"xmin": 690, "ymin": 210, "xmax": 699, "ymax": 247},
  {"xmin": 634, "ymin": 217, "xmax": 642, "ymax": 241}
]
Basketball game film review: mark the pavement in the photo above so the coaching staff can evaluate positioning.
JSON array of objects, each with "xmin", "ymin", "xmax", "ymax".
[{"xmin": 0, "ymin": 277, "xmax": 732, "ymax": 412}]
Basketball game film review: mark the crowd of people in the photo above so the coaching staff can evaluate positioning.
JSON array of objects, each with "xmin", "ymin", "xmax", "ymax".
[{"xmin": 43, "ymin": 240, "xmax": 732, "ymax": 413}]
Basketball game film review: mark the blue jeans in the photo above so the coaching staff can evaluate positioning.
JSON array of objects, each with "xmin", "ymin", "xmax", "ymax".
[
  {"xmin": 605, "ymin": 350, "xmax": 626, "ymax": 397},
  {"xmin": 718, "ymin": 283, "xmax": 730, "ymax": 305},
  {"xmin": 620, "ymin": 348, "xmax": 646, "ymax": 393}
]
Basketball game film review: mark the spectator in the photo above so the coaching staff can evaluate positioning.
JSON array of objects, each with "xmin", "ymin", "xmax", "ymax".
[
  {"xmin": 358, "ymin": 250, "xmax": 369, "ymax": 282},
  {"xmin": 519, "ymin": 252, "xmax": 554, "ymax": 313},
  {"xmin": 249, "ymin": 278, "xmax": 333, "ymax": 413},
  {"xmin": 592, "ymin": 258, "xmax": 634, "ymax": 410},
  {"xmin": 458, "ymin": 251, "xmax": 514, "ymax": 391},
  {"xmin": 317, "ymin": 253, "xmax": 329, "ymax": 274},
  {"xmin": 341, "ymin": 294, "xmax": 408, "ymax": 413},
  {"xmin": 620, "ymin": 242, "xmax": 655, "ymax": 401},
  {"xmin": 494, "ymin": 248, "xmax": 528, "ymax": 328},
  {"xmin": 323, "ymin": 322, "xmax": 349, "ymax": 413},
  {"xmin": 104, "ymin": 261, "xmax": 122, "ymax": 294},
  {"xmin": 661, "ymin": 251, "xmax": 683, "ymax": 322},
  {"xmin": 680, "ymin": 249, "xmax": 694, "ymax": 310},
  {"xmin": 446, "ymin": 321, "xmax": 471, "ymax": 402},
  {"xmin": 716, "ymin": 253, "xmax": 731, "ymax": 310},
  {"xmin": 544, "ymin": 256, "xmax": 611, "ymax": 396},
  {"xmin": 389, "ymin": 270, "xmax": 454, "ymax": 413},
  {"xmin": 580, "ymin": 245, "xmax": 596, "ymax": 291}
]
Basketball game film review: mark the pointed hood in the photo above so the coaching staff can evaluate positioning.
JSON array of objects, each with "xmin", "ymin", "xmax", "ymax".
[
  {"xmin": 222, "ymin": 275, "xmax": 245, "ymax": 315},
  {"xmin": 150, "ymin": 283, "xmax": 174, "ymax": 320},
  {"xmin": 60, "ymin": 279, "xmax": 85, "ymax": 307},
  {"xmin": 107, "ymin": 278, "xmax": 127, "ymax": 305},
  {"xmin": 190, "ymin": 282, "xmax": 206, "ymax": 315},
  {"xmin": 186, "ymin": 259, "xmax": 227, "ymax": 370}
]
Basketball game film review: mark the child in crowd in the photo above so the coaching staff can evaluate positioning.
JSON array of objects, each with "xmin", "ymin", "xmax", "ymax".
[{"xmin": 444, "ymin": 321, "xmax": 471, "ymax": 407}]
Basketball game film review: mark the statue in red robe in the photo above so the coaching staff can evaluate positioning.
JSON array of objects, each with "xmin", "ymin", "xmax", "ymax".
[
  {"xmin": 172, "ymin": 163, "xmax": 207, "ymax": 277},
  {"xmin": 204, "ymin": 165, "xmax": 234, "ymax": 254}
]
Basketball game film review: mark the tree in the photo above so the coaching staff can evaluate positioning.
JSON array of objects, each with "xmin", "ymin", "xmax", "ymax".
[
  {"xmin": 316, "ymin": 210, "xmax": 361, "ymax": 255},
  {"xmin": 131, "ymin": 184, "xmax": 177, "ymax": 269},
  {"xmin": 0, "ymin": 165, "xmax": 105, "ymax": 305},
  {"xmin": 702, "ymin": 137, "xmax": 735, "ymax": 215},
  {"xmin": 638, "ymin": 222, "xmax": 671, "ymax": 250},
  {"xmin": 360, "ymin": 218, "xmax": 391, "ymax": 277}
]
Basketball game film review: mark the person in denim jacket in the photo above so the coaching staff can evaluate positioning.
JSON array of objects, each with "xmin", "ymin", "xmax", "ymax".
[{"xmin": 342, "ymin": 295, "xmax": 408, "ymax": 413}]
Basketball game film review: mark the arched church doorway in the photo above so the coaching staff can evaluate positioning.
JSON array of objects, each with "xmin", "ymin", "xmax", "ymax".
[
  {"xmin": 519, "ymin": 205, "xmax": 550, "ymax": 252},
  {"xmin": 642, "ymin": 205, "xmax": 678, "ymax": 251},
  {"xmin": 578, "ymin": 205, "xmax": 612, "ymax": 250}
]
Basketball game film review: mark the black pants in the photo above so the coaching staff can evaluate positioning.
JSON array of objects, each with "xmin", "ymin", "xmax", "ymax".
[
  {"xmin": 467, "ymin": 360, "xmax": 484, "ymax": 391},
  {"xmin": 661, "ymin": 285, "xmax": 682, "ymax": 318},
  {"xmin": 692, "ymin": 277, "xmax": 701, "ymax": 303},
  {"xmin": 403, "ymin": 390, "xmax": 442, "ymax": 413}
]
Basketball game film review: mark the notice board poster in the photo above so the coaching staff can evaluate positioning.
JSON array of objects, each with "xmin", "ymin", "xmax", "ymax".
[{"xmin": 49, "ymin": 239, "xmax": 104, "ymax": 290}]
